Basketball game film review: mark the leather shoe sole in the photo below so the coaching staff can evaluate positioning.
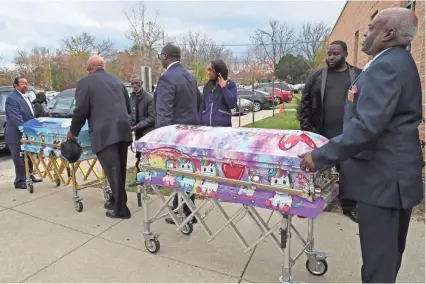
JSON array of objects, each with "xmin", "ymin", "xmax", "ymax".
[
  {"xmin": 15, "ymin": 184, "xmax": 27, "ymax": 189},
  {"xmin": 105, "ymin": 210, "xmax": 131, "ymax": 219}
]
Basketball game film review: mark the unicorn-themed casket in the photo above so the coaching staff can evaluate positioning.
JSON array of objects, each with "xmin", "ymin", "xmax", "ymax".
[
  {"xmin": 19, "ymin": 117, "xmax": 95, "ymax": 160},
  {"xmin": 135, "ymin": 125, "xmax": 339, "ymax": 218}
]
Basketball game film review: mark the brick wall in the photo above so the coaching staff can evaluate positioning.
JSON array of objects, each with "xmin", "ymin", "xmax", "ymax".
[{"xmin": 329, "ymin": 0, "xmax": 425, "ymax": 146}]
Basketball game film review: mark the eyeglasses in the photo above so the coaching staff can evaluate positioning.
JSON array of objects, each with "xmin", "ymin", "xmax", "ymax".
[{"xmin": 157, "ymin": 53, "xmax": 167, "ymax": 60}]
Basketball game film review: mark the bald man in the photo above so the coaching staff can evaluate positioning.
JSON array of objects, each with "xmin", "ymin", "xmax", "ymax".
[
  {"xmin": 68, "ymin": 55, "xmax": 133, "ymax": 219},
  {"xmin": 298, "ymin": 8, "xmax": 423, "ymax": 283}
]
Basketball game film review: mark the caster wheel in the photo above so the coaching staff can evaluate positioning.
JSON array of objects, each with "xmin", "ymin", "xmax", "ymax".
[
  {"xmin": 180, "ymin": 222, "xmax": 193, "ymax": 236},
  {"xmin": 104, "ymin": 190, "xmax": 112, "ymax": 202},
  {"xmin": 55, "ymin": 179, "xmax": 61, "ymax": 187},
  {"xmin": 75, "ymin": 201, "xmax": 84, "ymax": 212},
  {"xmin": 145, "ymin": 238, "xmax": 160, "ymax": 253},
  {"xmin": 306, "ymin": 259, "xmax": 328, "ymax": 276},
  {"xmin": 28, "ymin": 184, "xmax": 34, "ymax": 194}
]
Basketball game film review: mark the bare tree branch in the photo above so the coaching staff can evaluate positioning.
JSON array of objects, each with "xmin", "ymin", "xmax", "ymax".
[
  {"xmin": 297, "ymin": 21, "xmax": 331, "ymax": 68},
  {"xmin": 251, "ymin": 20, "xmax": 296, "ymax": 72},
  {"xmin": 62, "ymin": 32, "xmax": 96, "ymax": 54}
]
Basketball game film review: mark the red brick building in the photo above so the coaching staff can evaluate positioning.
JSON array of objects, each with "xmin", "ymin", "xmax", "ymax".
[{"xmin": 329, "ymin": 0, "xmax": 425, "ymax": 145}]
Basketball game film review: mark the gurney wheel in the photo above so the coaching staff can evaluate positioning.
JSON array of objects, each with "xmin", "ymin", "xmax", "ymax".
[
  {"xmin": 104, "ymin": 190, "xmax": 112, "ymax": 202},
  {"xmin": 74, "ymin": 201, "xmax": 84, "ymax": 212},
  {"xmin": 306, "ymin": 259, "xmax": 328, "ymax": 276},
  {"xmin": 28, "ymin": 184, "xmax": 34, "ymax": 194},
  {"xmin": 145, "ymin": 239, "xmax": 160, "ymax": 254},
  {"xmin": 181, "ymin": 223, "xmax": 193, "ymax": 236}
]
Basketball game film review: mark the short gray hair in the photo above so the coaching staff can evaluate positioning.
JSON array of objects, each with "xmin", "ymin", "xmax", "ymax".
[{"xmin": 382, "ymin": 7, "xmax": 418, "ymax": 44}]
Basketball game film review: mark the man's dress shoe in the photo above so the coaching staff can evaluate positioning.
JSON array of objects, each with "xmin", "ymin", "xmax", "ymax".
[
  {"xmin": 30, "ymin": 175, "xmax": 42, "ymax": 183},
  {"xmin": 14, "ymin": 184, "xmax": 27, "ymax": 190},
  {"xmin": 105, "ymin": 210, "xmax": 131, "ymax": 219}
]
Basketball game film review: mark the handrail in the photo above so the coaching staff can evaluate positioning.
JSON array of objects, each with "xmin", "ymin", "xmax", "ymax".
[{"xmin": 140, "ymin": 164, "xmax": 339, "ymax": 198}]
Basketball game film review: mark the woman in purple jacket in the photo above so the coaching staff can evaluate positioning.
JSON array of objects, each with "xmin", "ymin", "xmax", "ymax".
[{"xmin": 199, "ymin": 59, "xmax": 238, "ymax": 127}]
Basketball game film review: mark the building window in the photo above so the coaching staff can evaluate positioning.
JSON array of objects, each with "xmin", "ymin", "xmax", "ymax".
[
  {"xmin": 354, "ymin": 31, "xmax": 359, "ymax": 66},
  {"xmin": 407, "ymin": 0, "xmax": 416, "ymax": 11}
]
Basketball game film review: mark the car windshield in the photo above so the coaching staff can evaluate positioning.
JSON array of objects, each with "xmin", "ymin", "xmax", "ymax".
[{"xmin": 49, "ymin": 97, "xmax": 74, "ymax": 109}]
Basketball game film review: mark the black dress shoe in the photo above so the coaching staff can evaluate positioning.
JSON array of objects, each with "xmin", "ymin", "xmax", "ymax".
[
  {"xmin": 14, "ymin": 184, "xmax": 27, "ymax": 189},
  {"xmin": 343, "ymin": 209, "xmax": 358, "ymax": 223},
  {"xmin": 30, "ymin": 176, "xmax": 42, "ymax": 183},
  {"xmin": 104, "ymin": 202, "xmax": 114, "ymax": 210},
  {"xmin": 105, "ymin": 210, "xmax": 131, "ymax": 219}
]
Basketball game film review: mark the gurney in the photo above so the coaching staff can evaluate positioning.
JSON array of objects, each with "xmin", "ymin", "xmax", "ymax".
[
  {"xmin": 19, "ymin": 118, "xmax": 112, "ymax": 212},
  {"xmin": 135, "ymin": 125, "xmax": 339, "ymax": 283}
]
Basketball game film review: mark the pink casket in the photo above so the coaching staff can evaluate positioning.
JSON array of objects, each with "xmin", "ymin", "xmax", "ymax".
[{"xmin": 135, "ymin": 125, "xmax": 339, "ymax": 218}]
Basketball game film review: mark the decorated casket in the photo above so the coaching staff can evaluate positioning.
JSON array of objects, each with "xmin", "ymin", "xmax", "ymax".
[
  {"xmin": 135, "ymin": 125, "xmax": 339, "ymax": 219},
  {"xmin": 19, "ymin": 117, "xmax": 95, "ymax": 161}
]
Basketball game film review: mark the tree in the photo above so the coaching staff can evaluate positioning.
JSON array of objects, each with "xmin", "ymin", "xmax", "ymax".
[
  {"xmin": 298, "ymin": 22, "xmax": 331, "ymax": 68},
  {"xmin": 62, "ymin": 32, "xmax": 95, "ymax": 54},
  {"xmin": 62, "ymin": 32, "xmax": 115, "ymax": 59},
  {"xmin": 123, "ymin": 1, "xmax": 163, "ymax": 69},
  {"xmin": 251, "ymin": 20, "xmax": 296, "ymax": 72},
  {"xmin": 313, "ymin": 36, "xmax": 329, "ymax": 69},
  {"xmin": 275, "ymin": 53, "xmax": 310, "ymax": 84},
  {"xmin": 13, "ymin": 47, "xmax": 52, "ymax": 88},
  {"xmin": 180, "ymin": 30, "xmax": 233, "ymax": 68}
]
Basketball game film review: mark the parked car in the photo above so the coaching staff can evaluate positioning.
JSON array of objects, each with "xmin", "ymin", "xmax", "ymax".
[
  {"xmin": 45, "ymin": 91, "xmax": 59, "ymax": 101},
  {"xmin": 0, "ymin": 86, "xmax": 37, "ymax": 150},
  {"xmin": 237, "ymin": 87, "xmax": 274, "ymax": 112},
  {"xmin": 46, "ymin": 88, "xmax": 75, "ymax": 118},
  {"xmin": 232, "ymin": 98, "xmax": 254, "ymax": 116},
  {"xmin": 256, "ymin": 82, "xmax": 293, "ymax": 103}
]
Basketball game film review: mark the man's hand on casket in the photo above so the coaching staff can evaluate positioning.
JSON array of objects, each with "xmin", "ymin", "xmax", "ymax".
[
  {"xmin": 67, "ymin": 129, "xmax": 75, "ymax": 140},
  {"xmin": 298, "ymin": 152, "xmax": 316, "ymax": 172}
]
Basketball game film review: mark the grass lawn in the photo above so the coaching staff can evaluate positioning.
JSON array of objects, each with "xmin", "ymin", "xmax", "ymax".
[{"xmin": 244, "ymin": 111, "xmax": 300, "ymax": 130}]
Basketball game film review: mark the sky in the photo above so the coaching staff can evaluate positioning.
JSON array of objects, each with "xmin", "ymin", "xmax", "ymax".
[{"xmin": 0, "ymin": 0, "xmax": 347, "ymax": 67}]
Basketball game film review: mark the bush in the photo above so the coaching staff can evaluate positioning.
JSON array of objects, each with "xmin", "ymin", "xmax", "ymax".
[{"xmin": 294, "ymin": 93, "xmax": 302, "ymax": 122}]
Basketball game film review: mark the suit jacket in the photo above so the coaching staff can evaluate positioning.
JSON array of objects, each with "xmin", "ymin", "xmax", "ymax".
[
  {"xmin": 131, "ymin": 89, "xmax": 155, "ymax": 140},
  {"xmin": 70, "ymin": 70, "xmax": 133, "ymax": 154},
  {"xmin": 154, "ymin": 62, "xmax": 202, "ymax": 128},
  {"xmin": 312, "ymin": 46, "xmax": 424, "ymax": 210},
  {"xmin": 4, "ymin": 90, "xmax": 35, "ymax": 144}
]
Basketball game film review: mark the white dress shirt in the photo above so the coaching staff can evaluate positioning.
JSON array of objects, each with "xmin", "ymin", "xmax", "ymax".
[
  {"xmin": 166, "ymin": 61, "xmax": 180, "ymax": 70},
  {"xmin": 363, "ymin": 48, "xmax": 391, "ymax": 71},
  {"xmin": 16, "ymin": 90, "xmax": 34, "ymax": 116}
]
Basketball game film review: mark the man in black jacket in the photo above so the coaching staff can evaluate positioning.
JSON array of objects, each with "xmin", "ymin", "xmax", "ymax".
[
  {"xmin": 128, "ymin": 74, "xmax": 155, "ymax": 187},
  {"xmin": 300, "ymin": 40, "xmax": 362, "ymax": 223}
]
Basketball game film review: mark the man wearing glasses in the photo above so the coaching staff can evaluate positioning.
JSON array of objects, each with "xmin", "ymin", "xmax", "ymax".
[{"xmin": 155, "ymin": 43, "xmax": 202, "ymax": 225}]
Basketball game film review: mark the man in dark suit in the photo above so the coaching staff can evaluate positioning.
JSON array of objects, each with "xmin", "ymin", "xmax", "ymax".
[
  {"xmin": 155, "ymin": 43, "xmax": 202, "ymax": 225},
  {"xmin": 299, "ymin": 8, "xmax": 423, "ymax": 283},
  {"xmin": 5, "ymin": 76, "xmax": 42, "ymax": 189},
  {"xmin": 68, "ymin": 55, "xmax": 133, "ymax": 219},
  {"xmin": 300, "ymin": 40, "xmax": 362, "ymax": 222}
]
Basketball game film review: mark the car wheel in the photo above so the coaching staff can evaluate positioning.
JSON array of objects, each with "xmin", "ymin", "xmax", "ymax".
[
  {"xmin": 274, "ymin": 97, "xmax": 281, "ymax": 105},
  {"xmin": 253, "ymin": 101, "xmax": 262, "ymax": 112}
]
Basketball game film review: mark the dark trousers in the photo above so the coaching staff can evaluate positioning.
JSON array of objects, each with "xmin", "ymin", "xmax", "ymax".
[
  {"xmin": 335, "ymin": 163, "xmax": 356, "ymax": 211},
  {"xmin": 97, "ymin": 141, "xmax": 130, "ymax": 216},
  {"xmin": 357, "ymin": 202, "xmax": 412, "ymax": 283},
  {"xmin": 172, "ymin": 193, "xmax": 195, "ymax": 216},
  {"xmin": 9, "ymin": 143, "xmax": 33, "ymax": 186}
]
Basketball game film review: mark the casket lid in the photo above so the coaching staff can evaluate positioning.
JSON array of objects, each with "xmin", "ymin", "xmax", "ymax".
[
  {"xmin": 135, "ymin": 125, "xmax": 329, "ymax": 167},
  {"xmin": 19, "ymin": 118, "xmax": 88, "ymax": 132}
]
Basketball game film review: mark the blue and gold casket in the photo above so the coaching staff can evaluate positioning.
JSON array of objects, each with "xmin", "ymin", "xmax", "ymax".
[{"xmin": 18, "ymin": 118, "xmax": 95, "ymax": 161}]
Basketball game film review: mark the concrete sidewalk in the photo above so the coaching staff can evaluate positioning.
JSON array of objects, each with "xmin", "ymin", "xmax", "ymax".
[{"xmin": 0, "ymin": 181, "xmax": 424, "ymax": 283}]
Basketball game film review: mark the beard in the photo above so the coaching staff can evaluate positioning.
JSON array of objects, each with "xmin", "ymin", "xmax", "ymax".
[{"xmin": 326, "ymin": 57, "xmax": 346, "ymax": 70}]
